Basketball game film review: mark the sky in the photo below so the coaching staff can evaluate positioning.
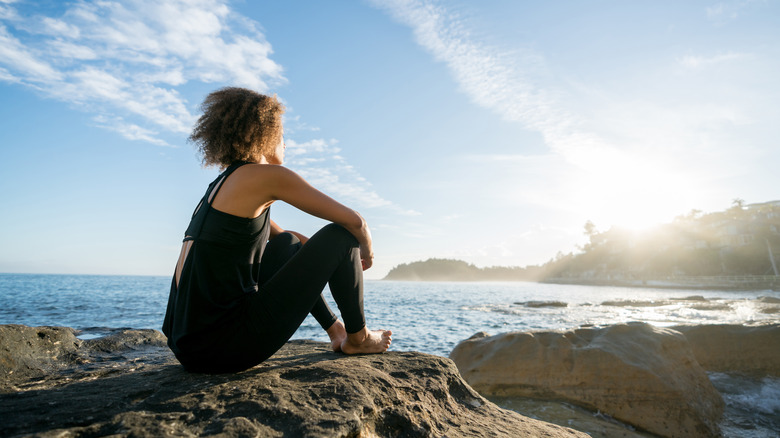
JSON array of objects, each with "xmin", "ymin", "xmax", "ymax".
[{"xmin": 1, "ymin": 0, "xmax": 778, "ymax": 279}]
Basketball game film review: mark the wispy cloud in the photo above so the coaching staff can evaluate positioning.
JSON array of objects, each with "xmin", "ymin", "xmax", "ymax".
[
  {"xmin": 368, "ymin": 1, "xmax": 625, "ymax": 194},
  {"xmin": 0, "ymin": 0, "xmax": 285, "ymax": 143},
  {"xmin": 92, "ymin": 115, "xmax": 172, "ymax": 147},
  {"xmin": 678, "ymin": 52, "xmax": 747, "ymax": 68},
  {"xmin": 282, "ymin": 114, "xmax": 321, "ymax": 134},
  {"xmin": 0, "ymin": 24, "xmax": 62, "ymax": 81},
  {"xmin": 286, "ymin": 138, "xmax": 420, "ymax": 215},
  {"xmin": 368, "ymin": 0, "xmax": 605, "ymax": 166},
  {"xmin": 0, "ymin": 1, "xmax": 18, "ymax": 21},
  {"xmin": 706, "ymin": 0, "xmax": 766, "ymax": 23}
]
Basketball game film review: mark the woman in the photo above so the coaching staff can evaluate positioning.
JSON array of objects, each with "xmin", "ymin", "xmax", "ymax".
[{"xmin": 163, "ymin": 87, "xmax": 392, "ymax": 373}]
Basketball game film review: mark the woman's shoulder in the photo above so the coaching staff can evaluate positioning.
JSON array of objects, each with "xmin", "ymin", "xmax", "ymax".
[
  {"xmin": 235, "ymin": 163, "xmax": 297, "ymax": 179},
  {"xmin": 232, "ymin": 164, "xmax": 305, "ymax": 190}
]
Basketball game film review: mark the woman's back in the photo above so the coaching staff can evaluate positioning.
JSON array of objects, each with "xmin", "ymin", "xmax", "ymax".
[
  {"xmin": 163, "ymin": 162, "xmax": 271, "ymax": 364},
  {"xmin": 209, "ymin": 164, "xmax": 276, "ymax": 220}
]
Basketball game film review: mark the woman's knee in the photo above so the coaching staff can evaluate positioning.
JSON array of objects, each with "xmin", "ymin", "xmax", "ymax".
[
  {"xmin": 317, "ymin": 223, "xmax": 358, "ymax": 246},
  {"xmin": 261, "ymin": 232, "xmax": 301, "ymax": 273},
  {"xmin": 265, "ymin": 232, "xmax": 301, "ymax": 256},
  {"xmin": 270, "ymin": 232, "xmax": 300, "ymax": 246}
]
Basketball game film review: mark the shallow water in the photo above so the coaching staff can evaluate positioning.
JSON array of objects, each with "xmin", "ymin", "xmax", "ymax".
[
  {"xmin": 1, "ymin": 274, "xmax": 778, "ymax": 436},
  {"xmin": 710, "ymin": 373, "xmax": 780, "ymax": 438}
]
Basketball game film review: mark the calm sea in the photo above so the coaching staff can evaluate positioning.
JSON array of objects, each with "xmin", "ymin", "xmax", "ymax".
[{"xmin": 1, "ymin": 273, "xmax": 778, "ymax": 436}]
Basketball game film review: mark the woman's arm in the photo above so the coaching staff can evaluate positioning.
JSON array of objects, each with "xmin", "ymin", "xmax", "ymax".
[{"xmin": 261, "ymin": 166, "xmax": 374, "ymax": 270}]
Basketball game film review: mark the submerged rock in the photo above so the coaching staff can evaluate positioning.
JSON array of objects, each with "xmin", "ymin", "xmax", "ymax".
[
  {"xmin": 516, "ymin": 301, "xmax": 568, "ymax": 308},
  {"xmin": 450, "ymin": 322, "xmax": 724, "ymax": 438},
  {"xmin": 0, "ymin": 325, "xmax": 585, "ymax": 437},
  {"xmin": 671, "ymin": 324, "xmax": 780, "ymax": 377}
]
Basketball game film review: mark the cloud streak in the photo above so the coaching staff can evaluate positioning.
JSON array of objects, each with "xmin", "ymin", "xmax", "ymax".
[
  {"xmin": 706, "ymin": 0, "xmax": 765, "ymax": 23},
  {"xmin": 678, "ymin": 52, "xmax": 747, "ymax": 68},
  {"xmin": 368, "ymin": 1, "xmax": 631, "ymax": 200},
  {"xmin": 286, "ymin": 138, "xmax": 419, "ymax": 215},
  {"xmin": 368, "ymin": 0, "xmax": 608, "ymax": 168},
  {"xmin": 0, "ymin": 0, "xmax": 285, "ymax": 143}
]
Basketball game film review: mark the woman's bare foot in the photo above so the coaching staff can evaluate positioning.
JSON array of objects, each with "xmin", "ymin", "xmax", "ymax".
[
  {"xmin": 340, "ymin": 326, "xmax": 392, "ymax": 355},
  {"xmin": 325, "ymin": 320, "xmax": 348, "ymax": 352}
]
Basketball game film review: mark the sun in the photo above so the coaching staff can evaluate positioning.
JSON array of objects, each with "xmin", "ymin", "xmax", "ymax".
[
  {"xmin": 600, "ymin": 201, "xmax": 678, "ymax": 231},
  {"xmin": 571, "ymin": 148, "xmax": 699, "ymax": 232}
]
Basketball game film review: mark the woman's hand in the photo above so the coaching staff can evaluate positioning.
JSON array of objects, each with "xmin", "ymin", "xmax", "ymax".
[{"xmin": 360, "ymin": 245, "xmax": 374, "ymax": 271}]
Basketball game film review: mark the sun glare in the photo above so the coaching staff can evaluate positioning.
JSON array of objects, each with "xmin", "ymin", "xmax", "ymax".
[
  {"xmin": 601, "ymin": 202, "xmax": 676, "ymax": 231},
  {"xmin": 575, "ymin": 148, "xmax": 696, "ymax": 232}
]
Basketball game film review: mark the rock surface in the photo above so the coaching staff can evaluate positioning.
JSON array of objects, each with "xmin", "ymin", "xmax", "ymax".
[
  {"xmin": 449, "ymin": 322, "xmax": 724, "ymax": 438},
  {"xmin": 486, "ymin": 396, "xmax": 659, "ymax": 438},
  {"xmin": 0, "ymin": 325, "xmax": 585, "ymax": 438},
  {"xmin": 671, "ymin": 324, "xmax": 780, "ymax": 377}
]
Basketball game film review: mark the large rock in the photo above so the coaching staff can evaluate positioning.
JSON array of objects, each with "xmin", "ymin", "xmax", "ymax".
[
  {"xmin": 450, "ymin": 322, "xmax": 724, "ymax": 438},
  {"xmin": 0, "ymin": 325, "xmax": 83, "ymax": 386},
  {"xmin": 0, "ymin": 325, "xmax": 585, "ymax": 437},
  {"xmin": 671, "ymin": 324, "xmax": 780, "ymax": 376},
  {"xmin": 0, "ymin": 325, "xmax": 169, "ymax": 391}
]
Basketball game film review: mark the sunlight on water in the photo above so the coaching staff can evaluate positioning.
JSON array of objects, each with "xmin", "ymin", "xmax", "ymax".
[{"xmin": 288, "ymin": 281, "xmax": 780, "ymax": 358}]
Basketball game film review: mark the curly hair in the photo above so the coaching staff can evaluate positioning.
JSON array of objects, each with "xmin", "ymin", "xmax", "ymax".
[{"xmin": 189, "ymin": 87, "xmax": 285, "ymax": 168}]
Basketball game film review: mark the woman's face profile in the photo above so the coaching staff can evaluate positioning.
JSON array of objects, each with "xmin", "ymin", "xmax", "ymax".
[{"xmin": 267, "ymin": 132, "xmax": 285, "ymax": 165}]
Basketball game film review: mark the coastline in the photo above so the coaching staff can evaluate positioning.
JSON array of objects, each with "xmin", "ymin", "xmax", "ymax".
[
  {"xmin": 541, "ymin": 274, "xmax": 780, "ymax": 291},
  {"xmin": 381, "ymin": 275, "xmax": 780, "ymax": 291}
]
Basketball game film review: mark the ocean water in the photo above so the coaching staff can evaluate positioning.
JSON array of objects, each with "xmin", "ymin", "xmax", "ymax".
[{"xmin": 1, "ymin": 273, "xmax": 778, "ymax": 436}]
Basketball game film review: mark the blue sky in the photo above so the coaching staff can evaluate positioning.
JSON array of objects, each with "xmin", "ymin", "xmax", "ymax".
[{"xmin": 1, "ymin": 0, "xmax": 778, "ymax": 278}]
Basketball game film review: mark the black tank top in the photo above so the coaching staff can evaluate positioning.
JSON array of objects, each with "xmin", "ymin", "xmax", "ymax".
[{"xmin": 162, "ymin": 162, "xmax": 270, "ymax": 357}]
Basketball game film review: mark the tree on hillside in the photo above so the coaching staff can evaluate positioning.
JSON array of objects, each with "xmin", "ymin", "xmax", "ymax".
[
  {"xmin": 582, "ymin": 220, "xmax": 606, "ymax": 251},
  {"xmin": 541, "ymin": 199, "xmax": 780, "ymax": 280}
]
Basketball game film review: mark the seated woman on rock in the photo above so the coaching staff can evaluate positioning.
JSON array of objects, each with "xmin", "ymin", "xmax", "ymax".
[{"xmin": 163, "ymin": 87, "xmax": 392, "ymax": 373}]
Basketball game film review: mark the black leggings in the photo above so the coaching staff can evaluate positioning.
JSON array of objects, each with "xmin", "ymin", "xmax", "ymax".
[
  {"xmin": 258, "ymin": 231, "xmax": 342, "ymax": 331},
  {"xmin": 196, "ymin": 224, "xmax": 366, "ymax": 372}
]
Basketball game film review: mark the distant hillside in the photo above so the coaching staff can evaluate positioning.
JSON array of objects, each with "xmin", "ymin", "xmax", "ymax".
[
  {"xmin": 383, "ymin": 200, "xmax": 780, "ymax": 286},
  {"xmin": 544, "ymin": 199, "xmax": 780, "ymax": 282},
  {"xmin": 383, "ymin": 258, "xmax": 541, "ymax": 282}
]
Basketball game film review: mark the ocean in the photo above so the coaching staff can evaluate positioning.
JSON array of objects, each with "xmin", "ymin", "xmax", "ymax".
[{"xmin": 1, "ymin": 273, "xmax": 778, "ymax": 437}]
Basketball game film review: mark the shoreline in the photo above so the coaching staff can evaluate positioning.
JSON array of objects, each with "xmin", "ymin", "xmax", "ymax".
[
  {"xmin": 381, "ymin": 275, "xmax": 780, "ymax": 291},
  {"xmin": 541, "ymin": 275, "xmax": 780, "ymax": 291}
]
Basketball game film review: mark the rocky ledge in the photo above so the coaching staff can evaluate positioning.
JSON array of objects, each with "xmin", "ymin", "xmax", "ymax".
[{"xmin": 0, "ymin": 325, "xmax": 585, "ymax": 437}]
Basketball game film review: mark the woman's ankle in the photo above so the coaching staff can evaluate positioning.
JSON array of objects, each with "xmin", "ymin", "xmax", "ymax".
[
  {"xmin": 346, "ymin": 326, "xmax": 369, "ymax": 343},
  {"xmin": 325, "ymin": 319, "xmax": 343, "ymax": 335}
]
